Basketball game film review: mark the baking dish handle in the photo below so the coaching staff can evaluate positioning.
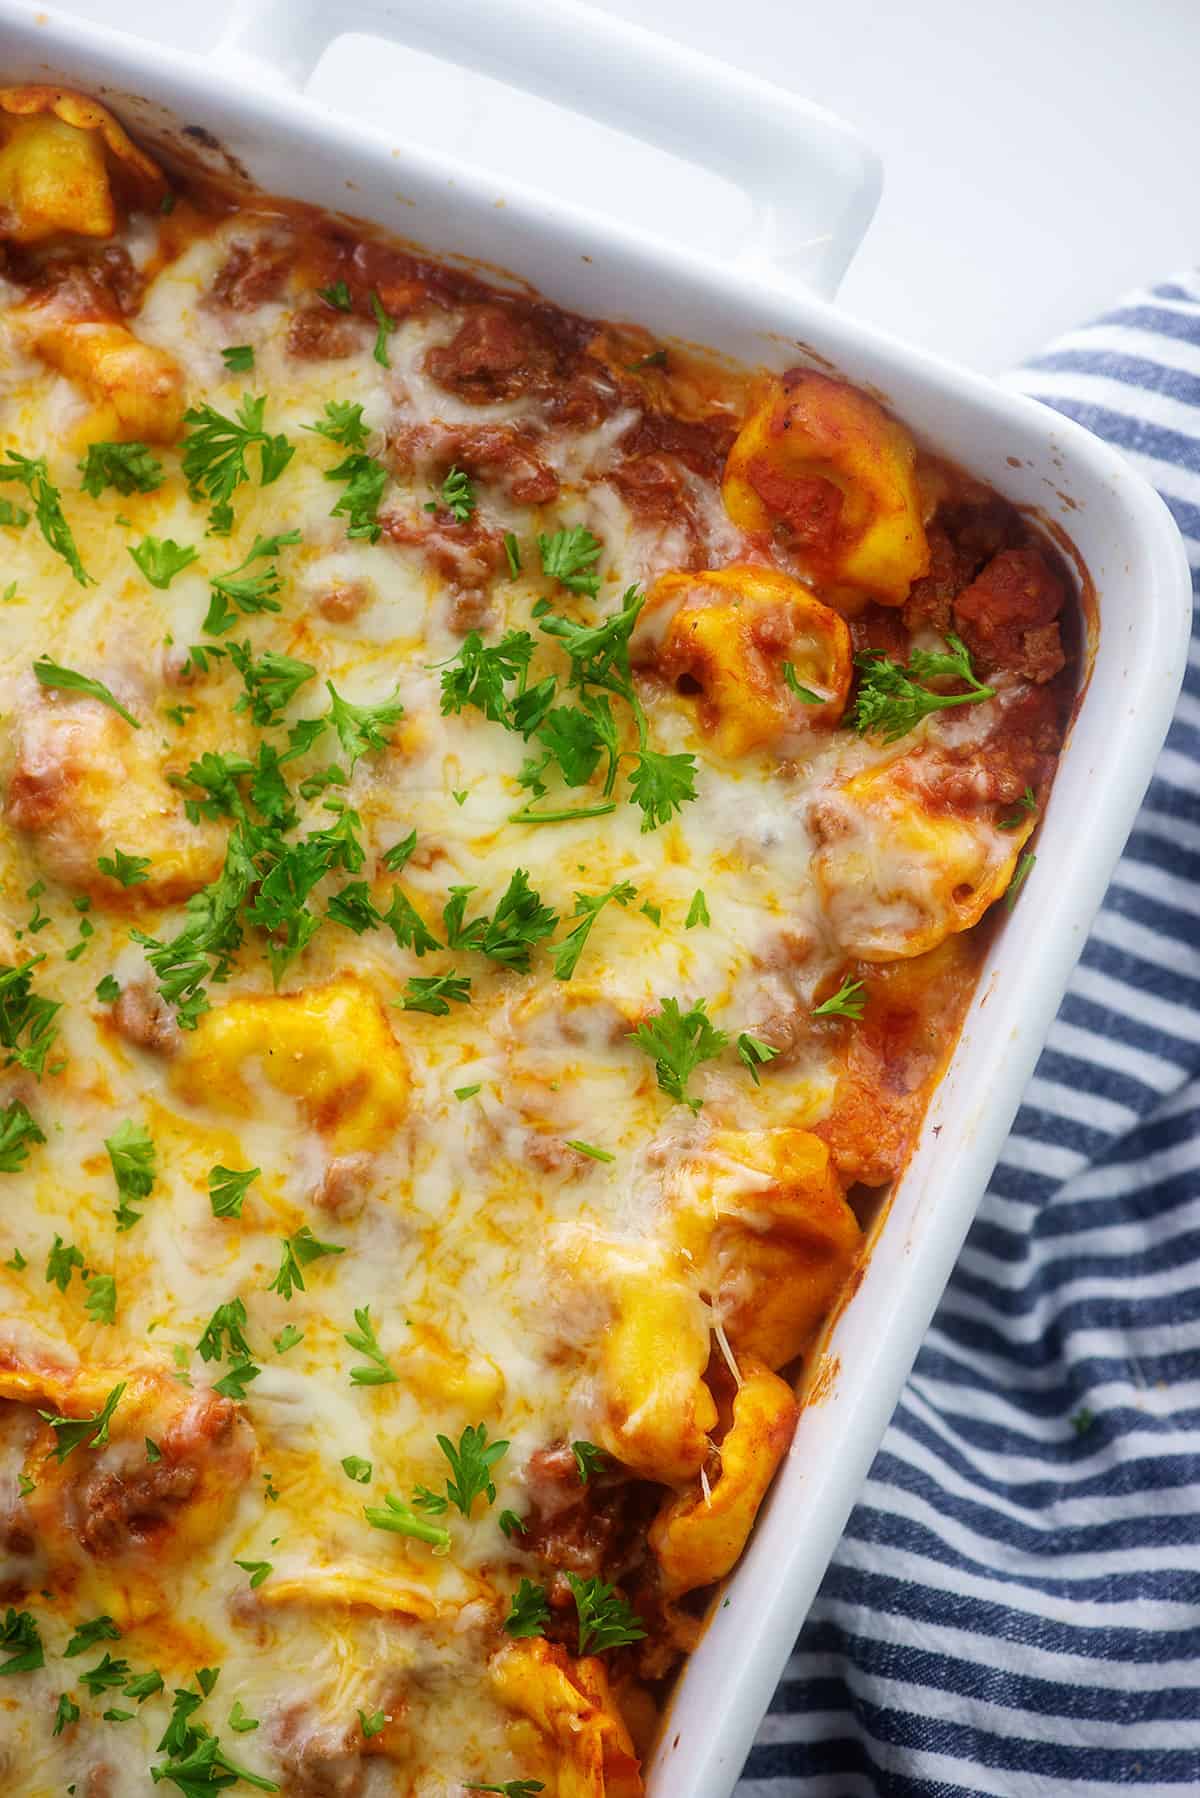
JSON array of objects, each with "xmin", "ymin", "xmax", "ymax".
[{"xmin": 215, "ymin": 0, "xmax": 881, "ymax": 300}]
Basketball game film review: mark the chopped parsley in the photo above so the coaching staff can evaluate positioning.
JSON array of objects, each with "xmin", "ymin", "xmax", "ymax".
[
  {"xmin": 33, "ymin": 657, "xmax": 139, "ymax": 728},
  {"xmin": 812, "ymin": 977, "xmax": 867, "ymax": 1021},
  {"xmin": 65, "ymin": 1615, "xmax": 120, "ymax": 1657},
  {"xmin": 229, "ymin": 1700, "xmax": 259, "ymax": 1733},
  {"xmin": 503, "ymin": 1578, "xmax": 550, "ymax": 1639},
  {"xmin": 443, "ymin": 870, "xmax": 559, "ymax": 973},
  {"xmin": 221, "ymin": 345, "xmax": 255, "ymax": 372},
  {"xmin": 468, "ymin": 1783, "xmax": 545, "ymax": 1798},
  {"xmin": 84, "ymin": 1274, "xmax": 118, "ymax": 1326},
  {"xmin": 341, "ymin": 1456, "xmax": 372, "ymax": 1484},
  {"xmin": 233, "ymin": 1558, "xmax": 273, "ymax": 1589},
  {"xmin": 0, "ymin": 451, "xmax": 91, "ymax": 584},
  {"xmin": 79, "ymin": 440, "xmax": 164, "ymax": 497},
  {"xmin": 208, "ymin": 1165, "xmax": 260, "ymax": 1219},
  {"xmin": 454, "ymin": 1084, "xmax": 482, "ymax": 1102},
  {"xmin": 538, "ymin": 524, "xmax": 603, "ymax": 596},
  {"xmin": 565, "ymin": 1140, "xmax": 614, "ymax": 1163},
  {"xmin": 345, "ymin": 1306, "xmax": 397, "ymax": 1386},
  {"xmin": 630, "ymin": 996, "xmax": 728, "ymax": 1111},
  {"xmin": 39, "ymin": 1380, "xmax": 125, "ymax": 1463},
  {"xmin": 308, "ymin": 399, "xmax": 369, "ymax": 451},
  {"xmin": 181, "ymin": 395, "xmax": 294, "ymax": 528},
  {"xmin": 0, "ymin": 1608, "xmax": 43, "ymax": 1676},
  {"xmin": 369, "ymin": 290, "xmax": 395, "ymax": 366},
  {"xmin": 105, "ymin": 1119, "xmax": 156, "ymax": 1231},
  {"xmin": 97, "ymin": 848, "xmax": 151, "ymax": 888},
  {"xmin": 736, "ymin": 1032, "xmax": 779, "ymax": 1085},
  {"xmin": 325, "ymin": 451, "xmax": 389, "ymax": 542},
  {"xmin": 228, "ymin": 642, "xmax": 317, "ymax": 725},
  {"xmin": 571, "ymin": 1441, "xmax": 608, "ymax": 1482},
  {"xmin": 999, "ymin": 786, "xmax": 1038, "ymax": 830},
  {"xmin": 782, "ymin": 660, "xmax": 823, "ymax": 704},
  {"xmin": 273, "ymin": 1324, "xmax": 303, "ymax": 1354},
  {"xmin": 45, "ymin": 1234, "xmax": 84, "ymax": 1293},
  {"xmin": 498, "ymin": 1509, "xmax": 526, "ymax": 1539},
  {"xmin": 685, "ymin": 889, "xmax": 711, "ymax": 929},
  {"xmin": 203, "ymin": 530, "xmax": 301, "ymax": 633},
  {"xmin": 437, "ymin": 1422, "xmax": 509, "ymax": 1518},
  {"xmin": 317, "ymin": 280, "xmax": 353, "ymax": 311},
  {"xmin": 567, "ymin": 1573, "xmax": 645, "ymax": 1655},
  {"xmin": 0, "ymin": 957, "xmax": 61, "ymax": 1078},
  {"xmin": 268, "ymin": 1226, "xmax": 344, "ymax": 1300},
  {"xmin": 363, "ymin": 1494, "xmax": 451, "ymax": 1553},
  {"xmin": 503, "ymin": 531, "xmax": 521, "ymax": 577},
  {"xmin": 197, "ymin": 1299, "xmax": 252, "ymax": 1365},
  {"xmin": 358, "ymin": 1708, "xmax": 387, "ymax": 1739},
  {"xmin": 0, "ymin": 1099, "xmax": 44, "ymax": 1173},
  {"xmin": 53, "ymin": 1691, "xmax": 80, "ymax": 1732},
  {"xmin": 1006, "ymin": 850, "xmax": 1037, "ymax": 909},
  {"xmin": 850, "ymin": 634, "xmax": 994, "ymax": 743},
  {"xmin": 438, "ymin": 464, "xmax": 475, "ymax": 523},
  {"xmin": 399, "ymin": 972, "xmax": 472, "ymax": 1016},
  {"xmin": 550, "ymin": 879, "xmax": 636, "ymax": 980},
  {"xmin": 324, "ymin": 680, "xmax": 405, "ymax": 768},
  {"xmin": 213, "ymin": 1360, "xmax": 260, "ymax": 1402}
]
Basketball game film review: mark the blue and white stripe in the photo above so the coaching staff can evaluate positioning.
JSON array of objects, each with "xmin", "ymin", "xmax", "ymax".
[{"xmin": 741, "ymin": 269, "xmax": 1200, "ymax": 1796}]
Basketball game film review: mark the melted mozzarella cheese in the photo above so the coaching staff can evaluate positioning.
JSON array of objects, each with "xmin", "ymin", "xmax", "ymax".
[{"xmin": 0, "ymin": 207, "xmax": 1026, "ymax": 1797}]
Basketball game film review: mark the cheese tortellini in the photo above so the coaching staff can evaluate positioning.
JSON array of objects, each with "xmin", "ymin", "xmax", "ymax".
[
  {"xmin": 0, "ymin": 86, "xmax": 164, "ymax": 241},
  {"xmin": 490, "ymin": 1637, "xmax": 643, "ymax": 1798},
  {"xmin": 170, "ymin": 976, "xmax": 412, "ymax": 1152},
  {"xmin": 649, "ymin": 1358, "xmax": 797, "ymax": 1597},
  {"xmin": 723, "ymin": 369, "xmax": 930, "ymax": 607},
  {"xmin": 810, "ymin": 759, "xmax": 1037, "ymax": 960},
  {"xmin": 672, "ymin": 1127, "xmax": 862, "ymax": 1370},
  {"xmin": 636, "ymin": 564, "xmax": 852, "ymax": 756}
]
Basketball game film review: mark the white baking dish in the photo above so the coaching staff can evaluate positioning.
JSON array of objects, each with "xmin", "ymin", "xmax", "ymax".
[{"xmin": 0, "ymin": 2, "xmax": 1190, "ymax": 1791}]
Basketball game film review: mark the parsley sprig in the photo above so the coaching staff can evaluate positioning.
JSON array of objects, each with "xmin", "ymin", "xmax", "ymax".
[
  {"xmin": 630, "ymin": 996, "xmax": 728, "ymax": 1111},
  {"xmin": 0, "ymin": 452, "xmax": 91, "ymax": 584},
  {"xmin": 850, "ymin": 634, "xmax": 995, "ymax": 743}
]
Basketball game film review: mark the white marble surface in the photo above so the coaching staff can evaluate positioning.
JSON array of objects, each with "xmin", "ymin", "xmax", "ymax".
[{"xmin": 38, "ymin": 0, "xmax": 1200, "ymax": 369}]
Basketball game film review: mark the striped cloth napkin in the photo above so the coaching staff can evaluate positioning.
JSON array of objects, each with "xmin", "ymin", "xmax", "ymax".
[{"xmin": 740, "ymin": 271, "xmax": 1200, "ymax": 1796}]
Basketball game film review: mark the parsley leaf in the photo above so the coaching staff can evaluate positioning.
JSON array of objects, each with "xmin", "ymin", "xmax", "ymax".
[
  {"xmin": 0, "ymin": 452, "xmax": 91, "ymax": 584},
  {"xmin": 0, "ymin": 1099, "xmax": 44, "ymax": 1173},
  {"xmin": 1006, "ymin": 850, "xmax": 1036, "ymax": 909},
  {"xmin": 812, "ymin": 978, "xmax": 866, "ymax": 1020},
  {"xmin": 538, "ymin": 524, "xmax": 603, "ymax": 596},
  {"xmin": 84, "ymin": 1274, "xmax": 117, "ymax": 1326},
  {"xmin": 273, "ymin": 1324, "xmax": 303, "ymax": 1354},
  {"xmin": 0, "ymin": 958, "xmax": 61, "ymax": 1078},
  {"xmin": 325, "ymin": 451, "xmax": 389, "ymax": 542},
  {"xmin": 213, "ymin": 1360, "xmax": 260, "ymax": 1401},
  {"xmin": 363, "ymin": 1493, "xmax": 451, "ymax": 1553},
  {"xmin": 33, "ymin": 657, "xmax": 139, "ymax": 728},
  {"xmin": 97, "ymin": 848, "xmax": 151, "ymax": 888},
  {"xmin": 850, "ymin": 634, "xmax": 995, "ymax": 743},
  {"xmin": 0, "ymin": 1608, "xmax": 44, "ymax": 1676},
  {"xmin": 105, "ymin": 1120, "xmax": 156, "ymax": 1231},
  {"xmin": 503, "ymin": 1578, "xmax": 550, "ymax": 1639},
  {"xmin": 630, "ymin": 996, "xmax": 728, "ymax": 1110},
  {"xmin": 468, "ymin": 1783, "xmax": 545, "ymax": 1798},
  {"xmin": 53, "ymin": 1691, "xmax": 79, "ymax": 1731},
  {"xmin": 323, "ymin": 680, "xmax": 405, "ymax": 768},
  {"xmin": 399, "ymin": 972, "xmax": 472, "ymax": 1016},
  {"xmin": 268, "ymin": 1226, "xmax": 344, "ymax": 1301},
  {"xmin": 181, "ymin": 395, "xmax": 294, "ymax": 518},
  {"xmin": 369, "ymin": 290, "xmax": 395, "ymax": 366},
  {"xmin": 341, "ymin": 1455, "xmax": 372, "ymax": 1484},
  {"xmin": 228, "ymin": 641, "xmax": 317, "ymax": 725},
  {"xmin": 318, "ymin": 280, "xmax": 353, "ymax": 311},
  {"xmin": 221, "ymin": 345, "xmax": 254, "ymax": 372},
  {"xmin": 437, "ymin": 1422, "xmax": 509, "ymax": 1518},
  {"xmin": 79, "ymin": 441, "xmax": 164, "ymax": 497},
  {"xmin": 782, "ymin": 660, "xmax": 824, "ymax": 705},
  {"xmin": 627, "ymin": 748, "xmax": 697, "ymax": 832},
  {"xmin": 197, "ymin": 1300, "xmax": 253, "ymax": 1365},
  {"xmin": 567, "ymin": 1573, "xmax": 646, "ymax": 1655},
  {"xmin": 39, "ymin": 1381, "xmax": 125, "ymax": 1463},
  {"xmin": 438, "ymin": 464, "xmax": 475, "ymax": 523},
  {"xmin": 203, "ymin": 530, "xmax": 301, "ymax": 633},
  {"xmin": 571, "ymin": 1441, "xmax": 608, "ymax": 1483},
  {"xmin": 439, "ymin": 629, "xmax": 536, "ymax": 725},
  {"xmin": 999, "ymin": 785, "xmax": 1038, "ymax": 830},
  {"xmin": 550, "ymin": 880, "xmax": 636, "ymax": 980},
  {"xmin": 308, "ymin": 399, "xmax": 369, "ymax": 451},
  {"xmin": 208, "ymin": 1165, "xmax": 260, "ymax": 1219},
  {"xmin": 381, "ymin": 888, "xmax": 441, "ymax": 957},
  {"xmin": 736, "ymin": 1032, "xmax": 779, "ymax": 1084},
  {"xmin": 65, "ymin": 1616, "xmax": 120, "ymax": 1657},
  {"xmin": 498, "ymin": 1509, "xmax": 526, "ymax": 1539},
  {"xmin": 344, "ymin": 1306, "xmax": 397, "ymax": 1386},
  {"xmin": 381, "ymin": 830, "xmax": 417, "ymax": 873},
  {"xmin": 45, "ymin": 1234, "xmax": 83, "ymax": 1293},
  {"xmin": 233, "ymin": 1558, "xmax": 272, "ymax": 1589},
  {"xmin": 130, "ymin": 534, "xmax": 199, "ymax": 590},
  {"xmin": 685, "ymin": 889, "xmax": 711, "ymax": 929},
  {"xmin": 503, "ymin": 531, "xmax": 521, "ymax": 577}
]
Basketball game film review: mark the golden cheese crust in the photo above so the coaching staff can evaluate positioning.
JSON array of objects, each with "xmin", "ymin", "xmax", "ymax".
[{"xmin": 0, "ymin": 90, "xmax": 1075, "ymax": 1797}]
